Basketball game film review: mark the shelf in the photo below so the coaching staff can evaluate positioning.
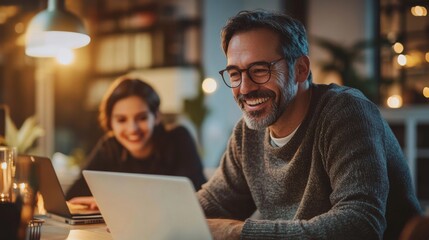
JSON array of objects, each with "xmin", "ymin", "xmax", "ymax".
[{"xmin": 87, "ymin": 0, "xmax": 201, "ymax": 77}]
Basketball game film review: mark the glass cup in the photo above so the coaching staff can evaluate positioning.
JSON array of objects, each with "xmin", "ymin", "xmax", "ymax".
[
  {"xmin": 0, "ymin": 146, "xmax": 19, "ymax": 239},
  {"xmin": 0, "ymin": 146, "xmax": 16, "ymax": 202},
  {"xmin": 0, "ymin": 151, "xmax": 39, "ymax": 240}
]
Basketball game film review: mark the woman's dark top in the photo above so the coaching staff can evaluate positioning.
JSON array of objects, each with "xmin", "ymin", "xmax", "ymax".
[{"xmin": 66, "ymin": 125, "xmax": 206, "ymax": 199}]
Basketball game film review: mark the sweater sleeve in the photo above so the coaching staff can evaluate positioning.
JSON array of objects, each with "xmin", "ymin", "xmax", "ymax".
[
  {"xmin": 198, "ymin": 120, "xmax": 257, "ymax": 220},
  {"xmin": 241, "ymin": 90, "xmax": 389, "ymax": 239}
]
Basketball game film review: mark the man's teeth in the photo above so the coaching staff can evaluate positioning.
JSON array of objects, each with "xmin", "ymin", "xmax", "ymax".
[{"xmin": 245, "ymin": 97, "xmax": 269, "ymax": 106}]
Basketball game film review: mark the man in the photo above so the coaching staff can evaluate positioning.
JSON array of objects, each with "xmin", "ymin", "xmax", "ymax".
[{"xmin": 197, "ymin": 10, "xmax": 422, "ymax": 240}]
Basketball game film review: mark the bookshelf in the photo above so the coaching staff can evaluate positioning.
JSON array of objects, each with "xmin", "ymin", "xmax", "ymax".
[{"xmin": 88, "ymin": 0, "xmax": 201, "ymax": 77}]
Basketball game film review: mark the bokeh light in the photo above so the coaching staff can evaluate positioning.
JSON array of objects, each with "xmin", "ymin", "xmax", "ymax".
[
  {"xmin": 411, "ymin": 6, "xmax": 427, "ymax": 16},
  {"xmin": 387, "ymin": 95, "xmax": 403, "ymax": 108},
  {"xmin": 392, "ymin": 42, "xmax": 404, "ymax": 53},
  {"xmin": 423, "ymin": 87, "xmax": 429, "ymax": 99},
  {"xmin": 202, "ymin": 78, "xmax": 217, "ymax": 94},
  {"xmin": 397, "ymin": 54, "xmax": 407, "ymax": 66}
]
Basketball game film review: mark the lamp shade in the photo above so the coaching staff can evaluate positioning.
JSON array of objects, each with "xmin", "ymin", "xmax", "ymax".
[{"xmin": 25, "ymin": 0, "xmax": 90, "ymax": 57}]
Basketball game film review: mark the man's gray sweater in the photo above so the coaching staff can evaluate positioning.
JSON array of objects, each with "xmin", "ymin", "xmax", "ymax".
[{"xmin": 198, "ymin": 84, "xmax": 422, "ymax": 239}]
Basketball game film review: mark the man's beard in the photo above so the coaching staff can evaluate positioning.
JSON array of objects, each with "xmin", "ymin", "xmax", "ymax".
[{"xmin": 239, "ymin": 77, "xmax": 296, "ymax": 130}]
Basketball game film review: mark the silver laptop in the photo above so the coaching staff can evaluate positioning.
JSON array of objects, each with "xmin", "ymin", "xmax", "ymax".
[
  {"xmin": 18, "ymin": 155, "xmax": 104, "ymax": 224},
  {"xmin": 83, "ymin": 170, "xmax": 212, "ymax": 240}
]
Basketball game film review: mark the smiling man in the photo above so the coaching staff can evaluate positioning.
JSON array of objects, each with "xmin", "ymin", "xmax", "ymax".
[{"xmin": 197, "ymin": 10, "xmax": 422, "ymax": 240}]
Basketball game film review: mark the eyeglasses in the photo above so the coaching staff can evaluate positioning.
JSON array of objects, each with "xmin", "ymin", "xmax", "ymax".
[{"xmin": 219, "ymin": 57, "xmax": 284, "ymax": 88}]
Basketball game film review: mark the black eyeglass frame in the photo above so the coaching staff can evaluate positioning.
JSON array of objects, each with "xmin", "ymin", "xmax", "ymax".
[{"xmin": 218, "ymin": 57, "xmax": 284, "ymax": 88}]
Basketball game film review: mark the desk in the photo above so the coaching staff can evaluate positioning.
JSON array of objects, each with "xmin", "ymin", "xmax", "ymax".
[{"xmin": 39, "ymin": 217, "xmax": 112, "ymax": 240}]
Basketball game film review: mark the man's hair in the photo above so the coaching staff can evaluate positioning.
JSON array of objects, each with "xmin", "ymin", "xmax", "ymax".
[{"xmin": 221, "ymin": 10, "xmax": 312, "ymax": 82}]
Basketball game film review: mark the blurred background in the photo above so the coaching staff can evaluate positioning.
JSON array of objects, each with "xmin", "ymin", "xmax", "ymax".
[{"xmin": 0, "ymin": 0, "xmax": 428, "ymax": 208}]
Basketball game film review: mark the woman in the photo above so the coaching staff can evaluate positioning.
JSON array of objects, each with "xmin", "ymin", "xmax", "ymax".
[{"xmin": 66, "ymin": 77, "xmax": 206, "ymax": 207}]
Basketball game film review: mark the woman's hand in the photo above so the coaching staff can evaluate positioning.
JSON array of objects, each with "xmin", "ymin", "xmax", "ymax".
[{"xmin": 68, "ymin": 196, "xmax": 99, "ymax": 210}]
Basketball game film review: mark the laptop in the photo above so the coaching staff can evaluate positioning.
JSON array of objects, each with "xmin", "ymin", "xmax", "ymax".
[
  {"xmin": 83, "ymin": 170, "xmax": 213, "ymax": 240},
  {"xmin": 18, "ymin": 155, "xmax": 104, "ymax": 225}
]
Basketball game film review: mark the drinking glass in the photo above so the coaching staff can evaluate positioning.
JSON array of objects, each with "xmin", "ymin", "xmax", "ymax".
[
  {"xmin": 0, "ymin": 146, "xmax": 19, "ymax": 239},
  {"xmin": 0, "ymin": 151, "xmax": 39, "ymax": 240},
  {"xmin": 13, "ymin": 155, "xmax": 39, "ymax": 240},
  {"xmin": 0, "ymin": 146, "xmax": 16, "ymax": 202}
]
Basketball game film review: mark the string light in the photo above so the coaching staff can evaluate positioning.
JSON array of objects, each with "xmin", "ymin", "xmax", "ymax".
[
  {"xmin": 397, "ymin": 54, "xmax": 407, "ymax": 66},
  {"xmin": 392, "ymin": 42, "xmax": 404, "ymax": 53},
  {"xmin": 423, "ymin": 87, "xmax": 429, "ymax": 99},
  {"xmin": 411, "ymin": 6, "xmax": 427, "ymax": 16}
]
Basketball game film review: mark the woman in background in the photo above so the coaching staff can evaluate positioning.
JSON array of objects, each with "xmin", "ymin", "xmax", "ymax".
[{"xmin": 66, "ymin": 77, "xmax": 206, "ymax": 206}]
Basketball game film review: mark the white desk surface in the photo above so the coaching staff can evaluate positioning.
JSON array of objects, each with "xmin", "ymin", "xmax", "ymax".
[{"xmin": 39, "ymin": 217, "xmax": 112, "ymax": 240}]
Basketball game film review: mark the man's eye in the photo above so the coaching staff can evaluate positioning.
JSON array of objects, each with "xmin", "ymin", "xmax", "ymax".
[
  {"xmin": 228, "ymin": 70, "xmax": 240, "ymax": 79},
  {"xmin": 250, "ymin": 66, "xmax": 269, "ymax": 76}
]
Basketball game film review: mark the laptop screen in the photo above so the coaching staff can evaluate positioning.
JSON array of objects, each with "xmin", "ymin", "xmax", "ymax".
[{"xmin": 18, "ymin": 155, "xmax": 103, "ymax": 224}]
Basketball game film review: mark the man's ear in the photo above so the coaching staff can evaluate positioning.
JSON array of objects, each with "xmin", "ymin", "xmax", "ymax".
[{"xmin": 294, "ymin": 55, "xmax": 310, "ymax": 83}]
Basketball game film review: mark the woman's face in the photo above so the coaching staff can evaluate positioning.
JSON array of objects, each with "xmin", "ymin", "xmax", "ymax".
[{"xmin": 110, "ymin": 95, "xmax": 158, "ymax": 158}]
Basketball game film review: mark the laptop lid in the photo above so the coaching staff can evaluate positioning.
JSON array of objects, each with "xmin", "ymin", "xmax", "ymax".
[
  {"xmin": 83, "ymin": 170, "xmax": 212, "ymax": 240},
  {"xmin": 18, "ymin": 155, "xmax": 103, "ymax": 225}
]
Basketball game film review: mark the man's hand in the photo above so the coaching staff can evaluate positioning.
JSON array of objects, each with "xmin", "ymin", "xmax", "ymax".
[{"xmin": 207, "ymin": 218, "xmax": 244, "ymax": 240}]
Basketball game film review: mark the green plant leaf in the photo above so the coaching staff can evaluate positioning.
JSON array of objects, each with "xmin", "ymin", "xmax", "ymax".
[
  {"xmin": 5, "ymin": 114, "xmax": 18, "ymax": 147},
  {"xmin": 4, "ymin": 115, "xmax": 44, "ymax": 153}
]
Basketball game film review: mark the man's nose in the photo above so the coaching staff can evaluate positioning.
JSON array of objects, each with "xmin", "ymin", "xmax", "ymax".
[{"xmin": 239, "ymin": 72, "xmax": 258, "ymax": 94}]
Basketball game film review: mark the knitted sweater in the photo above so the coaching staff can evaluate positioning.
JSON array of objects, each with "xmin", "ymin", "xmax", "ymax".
[{"xmin": 198, "ymin": 84, "xmax": 422, "ymax": 239}]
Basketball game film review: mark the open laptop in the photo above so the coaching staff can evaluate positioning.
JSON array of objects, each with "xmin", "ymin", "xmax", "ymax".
[
  {"xmin": 83, "ymin": 170, "xmax": 212, "ymax": 240},
  {"xmin": 18, "ymin": 155, "xmax": 104, "ymax": 224}
]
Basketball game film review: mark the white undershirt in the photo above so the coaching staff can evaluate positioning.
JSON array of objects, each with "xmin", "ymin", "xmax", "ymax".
[{"xmin": 270, "ymin": 124, "xmax": 300, "ymax": 147}]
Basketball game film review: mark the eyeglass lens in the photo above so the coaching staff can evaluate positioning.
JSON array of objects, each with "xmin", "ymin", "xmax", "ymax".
[{"xmin": 223, "ymin": 62, "xmax": 271, "ymax": 87}]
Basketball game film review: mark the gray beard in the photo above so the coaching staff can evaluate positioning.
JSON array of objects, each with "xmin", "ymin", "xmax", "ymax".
[
  {"xmin": 243, "ymin": 101, "xmax": 280, "ymax": 130},
  {"xmin": 242, "ymin": 78, "xmax": 296, "ymax": 130}
]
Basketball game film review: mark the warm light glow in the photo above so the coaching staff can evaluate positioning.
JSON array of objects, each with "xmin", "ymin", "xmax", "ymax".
[
  {"xmin": 392, "ymin": 42, "xmax": 404, "ymax": 53},
  {"xmin": 56, "ymin": 48, "xmax": 74, "ymax": 65},
  {"xmin": 1, "ymin": 162, "xmax": 7, "ymax": 170},
  {"xmin": 14, "ymin": 22, "xmax": 24, "ymax": 34},
  {"xmin": 423, "ymin": 87, "xmax": 429, "ymax": 98},
  {"xmin": 0, "ymin": 13, "xmax": 6, "ymax": 24},
  {"xmin": 26, "ymin": 31, "xmax": 90, "ymax": 57},
  {"xmin": 425, "ymin": 52, "xmax": 429, "ymax": 62},
  {"xmin": 387, "ymin": 32, "xmax": 397, "ymax": 42},
  {"xmin": 18, "ymin": 182, "xmax": 27, "ymax": 191},
  {"xmin": 387, "ymin": 95, "xmax": 403, "ymax": 108},
  {"xmin": 0, "ymin": 6, "xmax": 19, "ymax": 24},
  {"xmin": 405, "ymin": 51, "xmax": 424, "ymax": 67},
  {"xmin": 397, "ymin": 54, "xmax": 407, "ymax": 66},
  {"xmin": 411, "ymin": 6, "xmax": 428, "ymax": 16},
  {"xmin": 202, "ymin": 78, "xmax": 218, "ymax": 94}
]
